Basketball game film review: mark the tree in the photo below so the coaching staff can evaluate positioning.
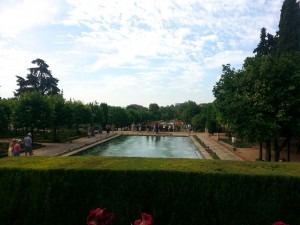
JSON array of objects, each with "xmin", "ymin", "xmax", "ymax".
[
  {"xmin": 160, "ymin": 105, "xmax": 177, "ymax": 121},
  {"xmin": 47, "ymin": 95, "xmax": 70, "ymax": 141},
  {"xmin": 126, "ymin": 108, "xmax": 141, "ymax": 124},
  {"xmin": 12, "ymin": 92, "xmax": 53, "ymax": 138},
  {"xmin": 88, "ymin": 102, "xmax": 104, "ymax": 127},
  {"xmin": 108, "ymin": 106, "xmax": 129, "ymax": 129},
  {"xmin": 63, "ymin": 100, "xmax": 75, "ymax": 129},
  {"xmin": 191, "ymin": 103, "xmax": 217, "ymax": 133},
  {"xmin": 267, "ymin": 53, "xmax": 300, "ymax": 160},
  {"xmin": 253, "ymin": 27, "xmax": 277, "ymax": 56},
  {"xmin": 149, "ymin": 103, "xmax": 160, "ymax": 120},
  {"xmin": 213, "ymin": 53, "xmax": 300, "ymax": 161},
  {"xmin": 0, "ymin": 98, "xmax": 14, "ymax": 137},
  {"xmin": 277, "ymin": 0, "xmax": 300, "ymax": 55},
  {"xmin": 213, "ymin": 0, "xmax": 300, "ymax": 161},
  {"xmin": 15, "ymin": 58, "xmax": 61, "ymax": 96},
  {"xmin": 72, "ymin": 100, "xmax": 92, "ymax": 135},
  {"xmin": 100, "ymin": 103, "xmax": 108, "ymax": 127},
  {"xmin": 177, "ymin": 101, "xmax": 200, "ymax": 124}
]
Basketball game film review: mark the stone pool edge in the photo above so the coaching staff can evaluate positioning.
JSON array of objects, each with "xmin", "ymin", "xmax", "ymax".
[
  {"xmin": 60, "ymin": 133, "xmax": 212, "ymax": 159},
  {"xmin": 58, "ymin": 134, "xmax": 122, "ymax": 157},
  {"xmin": 189, "ymin": 136, "xmax": 213, "ymax": 159}
]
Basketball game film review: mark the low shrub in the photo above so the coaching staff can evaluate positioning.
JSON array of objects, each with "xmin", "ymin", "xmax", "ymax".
[{"xmin": 219, "ymin": 138, "xmax": 253, "ymax": 148}]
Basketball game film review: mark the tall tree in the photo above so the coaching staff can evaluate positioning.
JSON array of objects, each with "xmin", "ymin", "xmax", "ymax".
[
  {"xmin": 277, "ymin": 0, "xmax": 300, "ymax": 55},
  {"xmin": 15, "ymin": 58, "xmax": 61, "ymax": 96},
  {"xmin": 253, "ymin": 27, "xmax": 277, "ymax": 56}
]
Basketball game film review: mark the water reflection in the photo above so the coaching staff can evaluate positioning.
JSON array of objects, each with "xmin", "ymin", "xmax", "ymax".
[{"xmin": 76, "ymin": 135, "xmax": 203, "ymax": 159}]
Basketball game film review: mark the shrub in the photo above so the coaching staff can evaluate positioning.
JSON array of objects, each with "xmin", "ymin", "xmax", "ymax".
[{"xmin": 0, "ymin": 157, "xmax": 299, "ymax": 225}]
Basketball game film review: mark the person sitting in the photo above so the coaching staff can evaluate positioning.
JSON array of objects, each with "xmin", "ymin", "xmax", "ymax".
[{"xmin": 13, "ymin": 139, "xmax": 22, "ymax": 157}]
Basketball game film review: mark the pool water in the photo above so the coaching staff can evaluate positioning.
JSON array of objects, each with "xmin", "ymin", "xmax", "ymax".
[{"xmin": 75, "ymin": 135, "xmax": 203, "ymax": 159}]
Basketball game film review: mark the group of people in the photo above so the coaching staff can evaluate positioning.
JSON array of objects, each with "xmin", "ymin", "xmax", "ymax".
[
  {"xmin": 86, "ymin": 125, "xmax": 111, "ymax": 141},
  {"xmin": 7, "ymin": 133, "xmax": 33, "ymax": 157},
  {"xmin": 95, "ymin": 125, "xmax": 111, "ymax": 139}
]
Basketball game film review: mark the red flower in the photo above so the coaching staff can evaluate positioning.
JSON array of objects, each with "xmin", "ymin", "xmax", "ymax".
[
  {"xmin": 87, "ymin": 208, "xmax": 116, "ymax": 225},
  {"xmin": 273, "ymin": 222, "xmax": 289, "ymax": 225},
  {"xmin": 134, "ymin": 212, "xmax": 153, "ymax": 225}
]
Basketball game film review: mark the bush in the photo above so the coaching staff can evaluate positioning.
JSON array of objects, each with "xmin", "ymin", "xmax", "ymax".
[
  {"xmin": 0, "ymin": 157, "xmax": 299, "ymax": 225},
  {"xmin": 219, "ymin": 138, "xmax": 253, "ymax": 148}
]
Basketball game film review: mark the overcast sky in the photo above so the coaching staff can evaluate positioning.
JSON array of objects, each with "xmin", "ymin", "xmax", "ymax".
[{"xmin": 0, "ymin": 0, "xmax": 284, "ymax": 107}]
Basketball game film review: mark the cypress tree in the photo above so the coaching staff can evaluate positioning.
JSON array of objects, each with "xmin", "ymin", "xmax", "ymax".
[
  {"xmin": 277, "ymin": 0, "xmax": 300, "ymax": 55},
  {"xmin": 253, "ymin": 27, "xmax": 277, "ymax": 56}
]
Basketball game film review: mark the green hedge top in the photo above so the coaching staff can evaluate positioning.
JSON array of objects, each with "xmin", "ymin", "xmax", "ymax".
[
  {"xmin": 1, "ymin": 157, "xmax": 300, "ymax": 177},
  {"xmin": 1, "ymin": 157, "xmax": 299, "ymax": 225}
]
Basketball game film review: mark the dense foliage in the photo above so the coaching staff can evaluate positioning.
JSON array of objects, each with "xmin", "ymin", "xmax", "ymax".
[
  {"xmin": 0, "ymin": 92, "xmax": 217, "ymax": 140},
  {"xmin": 213, "ymin": 0, "xmax": 300, "ymax": 161},
  {"xmin": 0, "ymin": 157, "xmax": 299, "ymax": 225},
  {"xmin": 277, "ymin": 0, "xmax": 300, "ymax": 55}
]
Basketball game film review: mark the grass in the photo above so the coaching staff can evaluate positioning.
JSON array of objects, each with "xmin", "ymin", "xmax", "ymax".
[{"xmin": 1, "ymin": 157, "xmax": 300, "ymax": 177}]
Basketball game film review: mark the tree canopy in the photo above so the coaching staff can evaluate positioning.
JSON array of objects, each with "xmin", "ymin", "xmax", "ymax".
[
  {"xmin": 213, "ymin": 0, "xmax": 300, "ymax": 161},
  {"xmin": 277, "ymin": 0, "xmax": 300, "ymax": 55},
  {"xmin": 15, "ymin": 58, "xmax": 61, "ymax": 97}
]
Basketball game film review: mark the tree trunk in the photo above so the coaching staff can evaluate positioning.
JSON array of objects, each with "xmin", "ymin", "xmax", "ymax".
[
  {"xmin": 30, "ymin": 127, "xmax": 34, "ymax": 145},
  {"xmin": 265, "ymin": 140, "xmax": 272, "ymax": 162},
  {"xmin": 275, "ymin": 134, "xmax": 291, "ymax": 162},
  {"xmin": 76, "ymin": 123, "xmax": 79, "ymax": 135},
  {"xmin": 274, "ymin": 139, "xmax": 280, "ymax": 162},
  {"xmin": 259, "ymin": 142, "xmax": 263, "ymax": 161},
  {"xmin": 287, "ymin": 139, "xmax": 290, "ymax": 162},
  {"xmin": 53, "ymin": 126, "xmax": 57, "ymax": 142}
]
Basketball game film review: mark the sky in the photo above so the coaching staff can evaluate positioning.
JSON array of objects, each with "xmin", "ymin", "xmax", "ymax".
[{"xmin": 0, "ymin": 0, "xmax": 284, "ymax": 107}]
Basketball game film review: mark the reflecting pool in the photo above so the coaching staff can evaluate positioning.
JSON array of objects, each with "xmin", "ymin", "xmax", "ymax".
[{"xmin": 74, "ymin": 135, "xmax": 203, "ymax": 159}]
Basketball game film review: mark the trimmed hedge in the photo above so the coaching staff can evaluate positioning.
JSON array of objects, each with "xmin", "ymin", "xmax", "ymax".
[{"xmin": 0, "ymin": 157, "xmax": 299, "ymax": 225}]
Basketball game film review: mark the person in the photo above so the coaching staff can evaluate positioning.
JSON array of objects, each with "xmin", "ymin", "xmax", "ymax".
[
  {"xmin": 8, "ymin": 139, "xmax": 16, "ymax": 157},
  {"xmin": 154, "ymin": 123, "xmax": 159, "ymax": 135},
  {"xmin": 24, "ymin": 133, "xmax": 33, "ymax": 156},
  {"xmin": 87, "ymin": 126, "xmax": 92, "ymax": 138},
  {"xmin": 13, "ymin": 139, "xmax": 22, "ymax": 157},
  {"xmin": 98, "ymin": 126, "xmax": 103, "ymax": 140},
  {"xmin": 105, "ymin": 125, "xmax": 111, "ymax": 138}
]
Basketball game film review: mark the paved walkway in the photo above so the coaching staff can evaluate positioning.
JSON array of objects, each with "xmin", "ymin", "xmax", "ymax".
[
  {"xmin": 24, "ymin": 134, "xmax": 118, "ymax": 156},
  {"xmin": 195, "ymin": 134, "xmax": 243, "ymax": 161}
]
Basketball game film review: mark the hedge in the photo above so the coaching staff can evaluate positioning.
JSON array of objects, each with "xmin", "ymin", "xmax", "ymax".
[{"xmin": 0, "ymin": 157, "xmax": 299, "ymax": 225}]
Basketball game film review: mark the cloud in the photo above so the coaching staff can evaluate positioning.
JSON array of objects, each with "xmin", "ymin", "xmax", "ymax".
[
  {"xmin": 0, "ymin": 0, "xmax": 285, "ymax": 106},
  {"xmin": 0, "ymin": 0, "xmax": 61, "ymax": 37},
  {"xmin": 204, "ymin": 50, "xmax": 249, "ymax": 69},
  {"xmin": 0, "ymin": 42, "xmax": 35, "ymax": 96}
]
